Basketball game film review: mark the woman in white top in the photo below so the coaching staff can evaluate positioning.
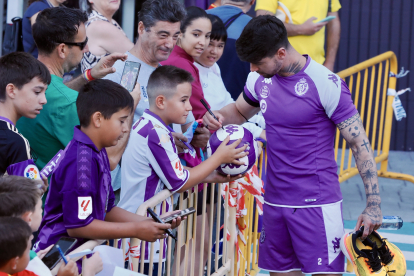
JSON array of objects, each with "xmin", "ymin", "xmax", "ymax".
[
  {"xmin": 81, "ymin": 0, "xmax": 133, "ymax": 72},
  {"xmin": 194, "ymin": 14, "xmax": 266, "ymax": 140}
]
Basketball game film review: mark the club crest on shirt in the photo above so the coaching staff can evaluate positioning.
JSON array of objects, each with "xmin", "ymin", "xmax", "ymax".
[
  {"xmin": 24, "ymin": 165, "xmax": 40, "ymax": 180},
  {"xmin": 260, "ymin": 99, "xmax": 267, "ymax": 113},
  {"xmin": 260, "ymin": 85, "xmax": 270, "ymax": 98},
  {"xmin": 78, "ymin": 196, "xmax": 92, "ymax": 220},
  {"xmin": 295, "ymin": 78, "xmax": 309, "ymax": 96}
]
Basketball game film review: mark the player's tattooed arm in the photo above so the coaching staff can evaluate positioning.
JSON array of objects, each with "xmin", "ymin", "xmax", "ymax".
[{"xmin": 337, "ymin": 113, "xmax": 382, "ymax": 238}]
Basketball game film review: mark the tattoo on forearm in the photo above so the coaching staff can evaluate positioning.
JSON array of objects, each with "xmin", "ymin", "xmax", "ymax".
[
  {"xmin": 337, "ymin": 113, "xmax": 363, "ymax": 130},
  {"xmin": 361, "ymin": 139, "xmax": 370, "ymax": 152},
  {"xmin": 279, "ymin": 61, "xmax": 303, "ymax": 75},
  {"xmin": 366, "ymin": 192, "xmax": 381, "ymax": 198},
  {"xmin": 362, "ymin": 169, "xmax": 376, "ymax": 180}
]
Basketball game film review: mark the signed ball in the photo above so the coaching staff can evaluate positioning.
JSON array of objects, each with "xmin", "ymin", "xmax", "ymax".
[{"xmin": 206, "ymin": 124, "xmax": 259, "ymax": 176}]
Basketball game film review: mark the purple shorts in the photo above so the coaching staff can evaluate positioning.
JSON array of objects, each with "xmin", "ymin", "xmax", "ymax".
[{"xmin": 258, "ymin": 202, "xmax": 345, "ymax": 274}]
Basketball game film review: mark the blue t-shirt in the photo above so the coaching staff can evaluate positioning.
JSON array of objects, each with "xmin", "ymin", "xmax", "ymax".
[
  {"xmin": 23, "ymin": 0, "xmax": 50, "ymax": 58},
  {"xmin": 207, "ymin": 5, "xmax": 252, "ymax": 100}
]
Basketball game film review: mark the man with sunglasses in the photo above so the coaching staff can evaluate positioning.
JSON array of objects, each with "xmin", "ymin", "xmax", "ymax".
[{"xmin": 17, "ymin": 7, "xmax": 132, "ymax": 175}]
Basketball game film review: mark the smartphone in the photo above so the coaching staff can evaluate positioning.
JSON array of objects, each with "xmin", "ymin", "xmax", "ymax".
[
  {"xmin": 162, "ymin": 207, "xmax": 196, "ymax": 224},
  {"xmin": 41, "ymin": 237, "xmax": 77, "ymax": 269},
  {"xmin": 317, "ymin": 15, "xmax": 336, "ymax": 23},
  {"xmin": 120, "ymin": 61, "xmax": 141, "ymax": 92}
]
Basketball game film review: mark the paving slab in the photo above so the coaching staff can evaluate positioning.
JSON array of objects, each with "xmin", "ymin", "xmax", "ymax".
[{"xmin": 340, "ymin": 150, "xmax": 414, "ymax": 222}]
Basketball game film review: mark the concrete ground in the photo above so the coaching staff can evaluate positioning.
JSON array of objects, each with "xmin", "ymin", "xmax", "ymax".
[{"xmin": 340, "ymin": 150, "xmax": 414, "ymax": 222}]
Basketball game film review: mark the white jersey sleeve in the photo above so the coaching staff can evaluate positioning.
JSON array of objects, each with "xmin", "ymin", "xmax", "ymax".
[{"xmin": 146, "ymin": 125, "xmax": 189, "ymax": 193}]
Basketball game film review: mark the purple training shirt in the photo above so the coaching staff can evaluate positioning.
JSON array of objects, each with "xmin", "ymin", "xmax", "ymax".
[
  {"xmin": 34, "ymin": 126, "xmax": 115, "ymax": 251},
  {"xmin": 243, "ymin": 56, "xmax": 357, "ymax": 207}
]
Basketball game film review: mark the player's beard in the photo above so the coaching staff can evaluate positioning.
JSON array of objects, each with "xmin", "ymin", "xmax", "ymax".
[{"xmin": 258, "ymin": 59, "xmax": 283, "ymax": 78}]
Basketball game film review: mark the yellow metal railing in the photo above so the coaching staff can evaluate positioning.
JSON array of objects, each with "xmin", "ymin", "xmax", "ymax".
[{"xmin": 336, "ymin": 51, "xmax": 414, "ymax": 184}]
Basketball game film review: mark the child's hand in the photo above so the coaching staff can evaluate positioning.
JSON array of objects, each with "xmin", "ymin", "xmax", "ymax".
[
  {"xmin": 136, "ymin": 219, "xmax": 172, "ymax": 242},
  {"xmin": 214, "ymin": 136, "xmax": 248, "ymax": 165},
  {"xmin": 37, "ymin": 244, "xmax": 53, "ymax": 259},
  {"xmin": 204, "ymin": 171, "xmax": 246, "ymax": 183},
  {"xmin": 57, "ymin": 257, "xmax": 79, "ymax": 276},
  {"xmin": 160, "ymin": 211, "xmax": 183, "ymax": 229},
  {"xmin": 82, "ymin": 252, "xmax": 103, "ymax": 276}
]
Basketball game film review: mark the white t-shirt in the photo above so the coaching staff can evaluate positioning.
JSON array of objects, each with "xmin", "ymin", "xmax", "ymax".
[{"xmin": 194, "ymin": 62, "xmax": 265, "ymax": 137}]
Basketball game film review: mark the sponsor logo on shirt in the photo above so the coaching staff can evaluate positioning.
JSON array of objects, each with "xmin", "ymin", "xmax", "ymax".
[
  {"xmin": 328, "ymin": 74, "xmax": 339, "ymax": 88},
  {"xmin": 294, "ymin": 78, "xmax": 309, "ymax": 96},
  {"xmin": 262, "ymin": 78, "xmax": 273, "ymax": 85},
  {"xmin": 159, "ymin": 134, "xmax": 170, "ymax": 145},
  {"xmin": 260, "ymin": 85, "xmax": 270, "ymax": 98},
  {"xmin": 24, "ymin": 165, "xmax": 40, "ymax": 180},
  {"xmin": 260, "ymin": 100, "xmax": 267, "ymax": 113},
  {"xmin": 171, "ymin": 158, "xmax": 185, "ymax": 179},
  {"xmin": 78, "ymin": 196, "xmax": 93, "ymax": 220}
]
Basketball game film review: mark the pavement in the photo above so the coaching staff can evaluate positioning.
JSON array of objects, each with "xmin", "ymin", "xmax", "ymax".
[{"xmin": 258, "ymin": 150, "xmax": 414, "ymax": 276}]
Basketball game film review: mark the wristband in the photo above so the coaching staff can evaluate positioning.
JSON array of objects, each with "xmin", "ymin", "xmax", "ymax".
[{"xmin": 83, "ymin": 69, "xmax": 95, "ymax": 82}]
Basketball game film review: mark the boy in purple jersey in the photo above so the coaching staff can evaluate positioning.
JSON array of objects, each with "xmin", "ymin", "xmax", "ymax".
[
  {"xmin": 34, "ymin": 80, "xmax": 182, "ymax": 256},
  {"xmin": 120, "ymin": 65, "xmax": 249, "ymax": 273},
  {"xmin": 0, "ymin": 52, "xmax": 50, "ymax": 182},
  {"xmin": 203, "ymin": 16, "xmax": 382, "ymax": 276}
]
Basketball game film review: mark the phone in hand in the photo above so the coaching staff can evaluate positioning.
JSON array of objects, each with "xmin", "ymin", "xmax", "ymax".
[
  {"xmin": 317, "ymin": 15, "xmax": 336, "ymax": 23},
  {"xmin": 120, "ymin": 61, "xmax": 141, "ymax": 92},
  {"xmin": 41, "ymin": 237, "xmax": 77, "ymax": 269},
  {"xmin": 162, "ymin": 207, "xmax": 196, "ymax": 224}
]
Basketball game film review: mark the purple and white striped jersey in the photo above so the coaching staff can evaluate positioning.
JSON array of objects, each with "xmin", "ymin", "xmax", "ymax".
[
  {"xmin": 119, "ymin": 109, "xmax": 190, "ymax": 262},
  {"xmin": 243, "ymin": 56, "xmax": 357, "ymax": 207}
]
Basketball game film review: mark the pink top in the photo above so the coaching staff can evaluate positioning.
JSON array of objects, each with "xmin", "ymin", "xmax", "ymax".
[{"xmin": 161, "ymin": 46, "xmax": 210, "ymax": 120}]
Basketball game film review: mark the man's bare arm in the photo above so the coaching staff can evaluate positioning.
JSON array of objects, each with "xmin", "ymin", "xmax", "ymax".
[
  {"xmin": 338, "ymin": 113, "xmax": 382, "ymax": 239},
  {"xmin": 324, "ymin": 12, "xmax": 340, "ymax": 71},
  {"xmin": 203, "ymin": 93, "xmax": 260, "ymax": 130},
  {"xmin": 65, "ymin": 53, "xmax": 127, "ymax": 91}
]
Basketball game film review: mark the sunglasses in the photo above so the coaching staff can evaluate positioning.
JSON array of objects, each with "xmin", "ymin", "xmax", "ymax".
[{"xmin": 56, "ymin": 37, "xmax": 88, "ymax": 50}]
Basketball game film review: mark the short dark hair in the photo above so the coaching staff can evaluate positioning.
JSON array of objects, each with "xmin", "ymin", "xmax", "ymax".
[
  {"xmin": 76, "ymin": 79, "xmax": 134, "ymax": 127},
  {"xmin": 236, "ymin": 15, "xmax": 289, "ymax": 64},
  {"xmin": 138, "ymin": 0, "xmax": 186, "ymax": 33},
  {"xmin": 0, "ymin": 217, "xmax": 32, "ymax": 267},
  {"xmin": 0, "ymin": 52, "xmax": 51, "ymax": 102},
  {"xmin": 147, "ymin": 65, "xmax": 194, "ymax": 104},
  {"xmin": 33, "ymin": 7, "xmax": 88, "ymax": 55},
  {"xmin": 0, "ymin": 176, "xmax": 44, "ymax": 217},
  {"xmin": 181, "ymin": 6, "xmax": 209, "ymax": 33},
  {"xmin": 208, "ymin": 14, "xmax": 227, "ymax": 42}
]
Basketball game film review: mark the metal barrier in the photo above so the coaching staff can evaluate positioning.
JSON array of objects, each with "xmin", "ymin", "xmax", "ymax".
[
  {"xmin": 126, "ymin": 183, "xmax": 237, "ymax": 276},
  {"xmin": 335, "ymin": 51, "xmax": 414, "ymax": 184}
]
